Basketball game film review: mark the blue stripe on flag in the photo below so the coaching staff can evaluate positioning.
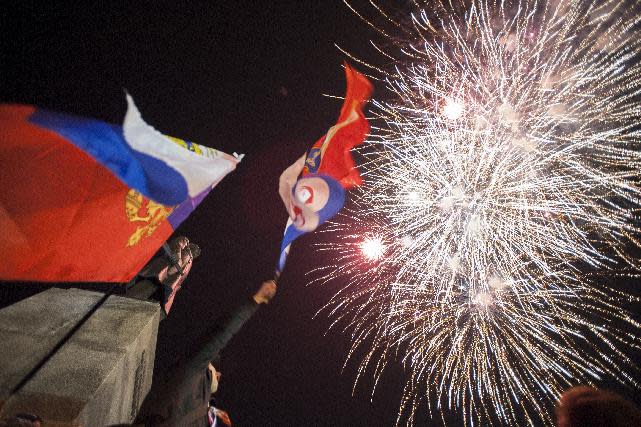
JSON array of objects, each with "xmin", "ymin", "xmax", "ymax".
[
  {"xmin": 29, "ymin": 108, "xmax": 188, "ymax": 205},
  {"xmin": 278, "ymin": 223, "xmax": 306, "ymax": 273}
]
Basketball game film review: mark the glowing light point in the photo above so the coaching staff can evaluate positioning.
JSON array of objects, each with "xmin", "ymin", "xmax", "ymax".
[
  {"xmin": 467, "ymin": 215, "xmax": 481, "ymax": 234},
  {"xmin": 475, "ymin": 292, "xmax": 493, "ymax": 306},
  {"xmin": 407, "ymin": 191, "xmax": 420, "ymax": 201},
  {"xmin": 438, "ymin": 196, "xmax": 455, "ymax": 211},
  {"xmin": 512, "ymin": 136, "xmax": 536, "ymax": 152},
  {"xmin": 548, "ymin": 102, "xmax": 568, "ymax": 118},
  {"xmin": 438, "ymin": 186, "xmax": 465, "ymax": 210},
  {"xmin": 443, "ymin": 98, "xmax": 464, "ymax": 120},
  {"xmin": 451, "ymin": 186, "xmax": 465, "ymax": 199},
  {"xmin": 448, "ymin": 255, "xmax": 461, "ymax": 272},
  {"xmin": 361, "ymin": 237, "xmax": 385, "ymax": 261},
  {"xmin": 489, "ymin": 275, "xmax": 508, "ymax": 291},
  {"xmin": 401, "ymin": 235, "xmax": 414, "ymax": 248}
]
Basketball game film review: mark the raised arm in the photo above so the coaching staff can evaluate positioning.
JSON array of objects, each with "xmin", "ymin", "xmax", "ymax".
[{"xmin": 185, "ymin": 280, "xmax": 277, "ymax": 374}]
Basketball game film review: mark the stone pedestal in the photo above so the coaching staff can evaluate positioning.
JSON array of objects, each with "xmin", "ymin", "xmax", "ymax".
[{"xmin": 0, "ymin": 288, "xmax": 160, "ymax": 426}]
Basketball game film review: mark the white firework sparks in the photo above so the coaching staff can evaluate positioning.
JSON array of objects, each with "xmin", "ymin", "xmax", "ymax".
[
  {"xmin": 313, "ymin": 0, "xmax": 641, "ymax": 425},
  {"xmin": 361, "ymin": 236, "xmax": 386, "ymax": 261}
]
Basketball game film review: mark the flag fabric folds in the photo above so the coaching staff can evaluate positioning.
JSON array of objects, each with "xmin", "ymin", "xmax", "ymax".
[
  {"xmin": 277, "ymin": 63, "xmax": 373, "ymax": 274},
  {"xmin": 0, "ymin": 96, "xmax": 241, "ymax": 282}
]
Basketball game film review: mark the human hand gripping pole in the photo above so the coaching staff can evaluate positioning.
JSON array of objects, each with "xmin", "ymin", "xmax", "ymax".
[
  {"xmin": 162, "ymin": 242, "xmax": 184, "ymax": 276},
  {"xmin": 254, "ymin": 280, "xmax": 277, "ymax": 304}
]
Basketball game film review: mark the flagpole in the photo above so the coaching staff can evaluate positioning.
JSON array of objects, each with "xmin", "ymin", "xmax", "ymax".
[
  {"xmin": 162, "ymin": 242, "xmax": 184, "ymax": 275},
  {"xmin": 274, "ymin": 218, "xmax": 294, "ymax": 283}
]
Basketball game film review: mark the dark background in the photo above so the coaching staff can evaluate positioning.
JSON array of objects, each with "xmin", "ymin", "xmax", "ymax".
[{"xmin": 2, "ymin": 1, "xmax": 640, "ymax": 426}]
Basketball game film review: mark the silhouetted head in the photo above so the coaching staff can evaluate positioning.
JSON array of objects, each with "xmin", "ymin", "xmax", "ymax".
[
  {"xmin": 3, "ymin": 414, "xmax": 42, "ymax": 427},
  {"xmin": 188, "ymin": 243, "xmax": 201, "ymax": 259},
  {"xmin": 556, "ymin": 386, "xmax": 641, "ymax": 427}
]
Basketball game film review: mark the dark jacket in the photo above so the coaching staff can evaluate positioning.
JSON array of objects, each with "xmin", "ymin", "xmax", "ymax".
[{"xmin": 136, "ymin": 299, "xmax": 259, "ymax": 426}]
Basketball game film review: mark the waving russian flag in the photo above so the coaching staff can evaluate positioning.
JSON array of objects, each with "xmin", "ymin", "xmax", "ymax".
[{"xmin": 0, "ymin": 95, "xmax": 241, "ymax": 282}]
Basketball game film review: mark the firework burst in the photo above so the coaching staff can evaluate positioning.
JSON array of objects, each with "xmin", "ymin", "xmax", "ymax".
[{"xmin": 312, "ymin": 0, "xmax": 641, "ymax": 425}]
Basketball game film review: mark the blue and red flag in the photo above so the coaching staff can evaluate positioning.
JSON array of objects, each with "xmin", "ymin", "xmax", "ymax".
[
  {"xmin": 277, "ymin": 63, "xmax": 373, "ymax": 275},
  {"xmin": 0, "ymin": 95, "xmax": 241, "ymax": 282}
]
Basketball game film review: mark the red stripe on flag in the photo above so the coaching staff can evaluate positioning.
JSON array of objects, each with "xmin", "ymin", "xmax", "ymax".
[{"xmin": 0, "ymin": 105, "xmax": 174, "ymax": 282}]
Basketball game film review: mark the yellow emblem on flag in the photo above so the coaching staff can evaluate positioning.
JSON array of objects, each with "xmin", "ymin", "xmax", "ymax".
[
  {"xmin": 124, "ymin": 190, "xmax": 173, "ymax": 247},
  {"xmin": 167, "ymin": 135, "xmax": 203, "ymax": 155}
]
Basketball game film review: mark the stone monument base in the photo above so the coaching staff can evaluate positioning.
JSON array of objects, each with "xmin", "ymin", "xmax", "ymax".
[{"xmin": 0, "ymin": 287, "xmax": 160, "ymax": 426}]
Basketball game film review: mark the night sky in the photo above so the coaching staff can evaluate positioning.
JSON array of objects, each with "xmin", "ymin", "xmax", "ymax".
[{"xmin": 2, "ymin": 1, "xmax": 641, "ymax": 426}]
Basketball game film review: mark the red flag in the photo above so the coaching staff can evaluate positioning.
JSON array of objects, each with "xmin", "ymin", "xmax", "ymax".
[{"xmin": 301, "ymin": 62, "xmax": 373, "ymax": 188}]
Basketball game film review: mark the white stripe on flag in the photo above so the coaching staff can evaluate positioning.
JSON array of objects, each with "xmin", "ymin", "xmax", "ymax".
[{"xmin": 122, "ymin": 93, "xmax": 241, "ymax": 199}]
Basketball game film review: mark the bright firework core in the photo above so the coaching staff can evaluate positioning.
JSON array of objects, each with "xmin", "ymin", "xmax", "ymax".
[
  {"xmin": 443, "ymin": 98, "xmax": 464, "ymax": 120},
  {"xmin": 360, "ymin": 237, "xmax": 385, "ymax": 261}
]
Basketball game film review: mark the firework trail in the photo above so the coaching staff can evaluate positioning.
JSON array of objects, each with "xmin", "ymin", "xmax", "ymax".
[{"xmin": 312, "ymin": 0, "xmax": 641, "ymax": 425}]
